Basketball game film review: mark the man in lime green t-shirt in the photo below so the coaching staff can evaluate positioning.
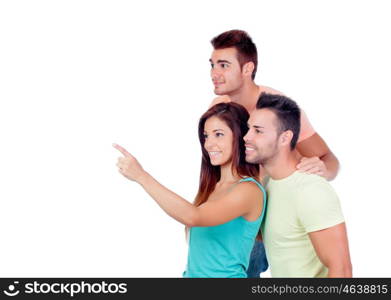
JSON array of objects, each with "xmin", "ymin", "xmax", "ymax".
[{"xmin": 244, "ymin": 92, "xmax": 352, "ymax": 277}]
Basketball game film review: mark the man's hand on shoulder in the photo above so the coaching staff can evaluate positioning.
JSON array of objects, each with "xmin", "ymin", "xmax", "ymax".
[
  {"xmin": 296, "ymin": 156, "xmax": 329, "ymax": 179},
  {"xmin": 296, "ymin": 133, "xmax": 339, "ymax": 181}
]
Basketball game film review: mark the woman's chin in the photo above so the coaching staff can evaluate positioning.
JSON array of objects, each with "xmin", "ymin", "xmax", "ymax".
[{"xmin": 210, "ymin": 161, "xmax": 220, "ymax": 166}]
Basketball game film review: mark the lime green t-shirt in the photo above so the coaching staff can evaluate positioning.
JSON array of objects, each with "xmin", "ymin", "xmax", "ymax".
[{"xmin": 262, "ymin": 171, "xmax": 345, "ymax": 277}]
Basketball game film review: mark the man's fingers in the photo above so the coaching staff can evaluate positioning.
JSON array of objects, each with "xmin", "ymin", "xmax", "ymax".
[
  {"xmin": 297, "ymin": 157, "xmax": 309, "ymax": 168},
  {"xmin": 307, "ymin": 166, "xmax": 319, "ymax": 173},
  {"xmin": 113, "ymin": 143, "xmax": 132, "ymax": 157},
  {"xmin": 301, "ymin": 166, "xmax": 320, "ymax": 174},
  {"xmin": 299, "ymin": 157, "xmax": 308, "ymax": 163},
  {"xmin": 297, "ymin": 157, "xmax": 319, "ymax": 169},
  {"xmin": 297, "ymin": 161, "xmax": 313, "ymax": 169},
  {"xmin": 297, "ymin": 163, "xmax": 317, "ymax": 173},
  {"xmin": 297, "ymin": 161, "xmax": 312, "ymax": 170}
]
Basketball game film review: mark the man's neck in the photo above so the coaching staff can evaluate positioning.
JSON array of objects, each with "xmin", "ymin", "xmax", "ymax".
[
  {"xmin": 228, "ymin": 81, "xmax": 260, "ymax": 112},
  {"xmin": 264, "ymin": 152, "xmax": 300, "ymax": 180}
]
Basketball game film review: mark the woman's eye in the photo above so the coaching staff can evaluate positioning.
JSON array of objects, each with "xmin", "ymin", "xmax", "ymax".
[
  {"xmin": 221, "ymin": 63, "xmax": 228, "ymax": 68},
  {"xmin": 203, "ymin": 134, "xmax": 208, "ymax": 139},
  {"xmin": 216, "ymin": 132, "xmax": 224, "ymax": 137}
]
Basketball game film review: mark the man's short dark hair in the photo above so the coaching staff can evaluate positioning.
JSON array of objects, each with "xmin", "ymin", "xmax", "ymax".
[
  {"xmin": 211, "ymin": 30, "xmax": 258, "ymax": 80},
  {"xmin": 256, "ymin": 93, "xmax": 301, "ymax": 150}
]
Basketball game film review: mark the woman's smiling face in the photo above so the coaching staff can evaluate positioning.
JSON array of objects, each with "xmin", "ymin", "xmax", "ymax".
[{"xmin": 203, "ymin": 116, "xmax": 234, "ymax": 167}]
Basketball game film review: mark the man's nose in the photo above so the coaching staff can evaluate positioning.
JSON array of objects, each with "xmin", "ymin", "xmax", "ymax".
[
  {"xmin": 243, "ymin": 131, "xmax": 251, "ymax": 143},
  {"xmin": 211, "ymin": 67, "xmax": 220, "ymax": 80}
]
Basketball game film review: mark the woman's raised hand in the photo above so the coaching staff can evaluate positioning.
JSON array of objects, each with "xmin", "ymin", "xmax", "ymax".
[{"xmin": 113, "ymin": 143, "xmax": 146, "ymax": 182}]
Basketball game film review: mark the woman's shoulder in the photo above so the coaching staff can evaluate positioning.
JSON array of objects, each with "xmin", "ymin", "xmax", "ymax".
[
  {"xmin": 239, "ymin": 177, "xmax": 264, "ymax": 188},
  {"xmin": 233, "ymin": 177, "xmax": 265, "ymax": 198}
]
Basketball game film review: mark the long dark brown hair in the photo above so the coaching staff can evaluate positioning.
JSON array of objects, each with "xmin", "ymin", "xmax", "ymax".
[{"xmin": 194, "ymin": 102, "xmax": 259, "ymax": 207}]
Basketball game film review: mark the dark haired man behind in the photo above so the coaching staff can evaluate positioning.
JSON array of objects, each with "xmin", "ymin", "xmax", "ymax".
[
  {"xmin": 244, "ymin": 93, "xmax": 352, "ymax": 277},
  {"xmin": 209, "ymin": 29, "xmax": 340, "ymax": 277},
  {"xmin": 209, "ymin": 29, "xmax": 338, "ymax": 181}
]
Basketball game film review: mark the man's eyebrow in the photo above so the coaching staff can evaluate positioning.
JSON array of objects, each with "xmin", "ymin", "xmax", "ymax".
[
  {"xmin": 216, "ymin": 59, "xmax": 231, "ymax": 64},
  {"xmin": 247, "ymin": 124, "xmax": 265, "ymax": 129},
  {"xmin": 209, "ymin": 59, "xmax": 232, "ymax": 64}
]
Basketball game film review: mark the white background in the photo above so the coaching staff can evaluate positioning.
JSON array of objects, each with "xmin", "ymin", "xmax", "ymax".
[{"xmin": 1, "ymin": 0, "xmax": 390, "ymax": 277}]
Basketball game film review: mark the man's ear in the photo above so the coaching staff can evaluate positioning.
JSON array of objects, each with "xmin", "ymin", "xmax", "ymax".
[
  {"xmin": 280, "ymin": 130, "xmax": 294, "ymax": 147},
  {"xmin": 242, "ymin": 61, "xmax": 255, "ymax": 78}
]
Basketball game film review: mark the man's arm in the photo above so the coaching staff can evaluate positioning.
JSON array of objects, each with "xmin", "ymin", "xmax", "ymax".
[
  {"xmin": 308, "ymin": 222, "xmax": 352, "ymax": 277},
  {"xmin": 209, "ymin": 92, "xmax": 340, "ymax": 180},
  {"xmin": 296, "ymin": 133, "xmax": 340, "ymax": 180}
]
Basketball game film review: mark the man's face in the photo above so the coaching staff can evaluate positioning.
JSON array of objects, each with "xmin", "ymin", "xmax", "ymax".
[
  {"xmin": 244, "ymin": 109, "xmax": 281, "ymax": 165},
  {"xmin": 210, "ymin": 47, "xmax": 244, "ymax": 96}
]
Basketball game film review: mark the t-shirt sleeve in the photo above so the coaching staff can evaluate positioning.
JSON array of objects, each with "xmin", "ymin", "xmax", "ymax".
[
  {"xmin": 297, "ymin": 177, "xmax": 345, "ymax": 233},
  {"xmin": 298, "ymin": 109, "xmax": 316, "ymax": 143}
]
